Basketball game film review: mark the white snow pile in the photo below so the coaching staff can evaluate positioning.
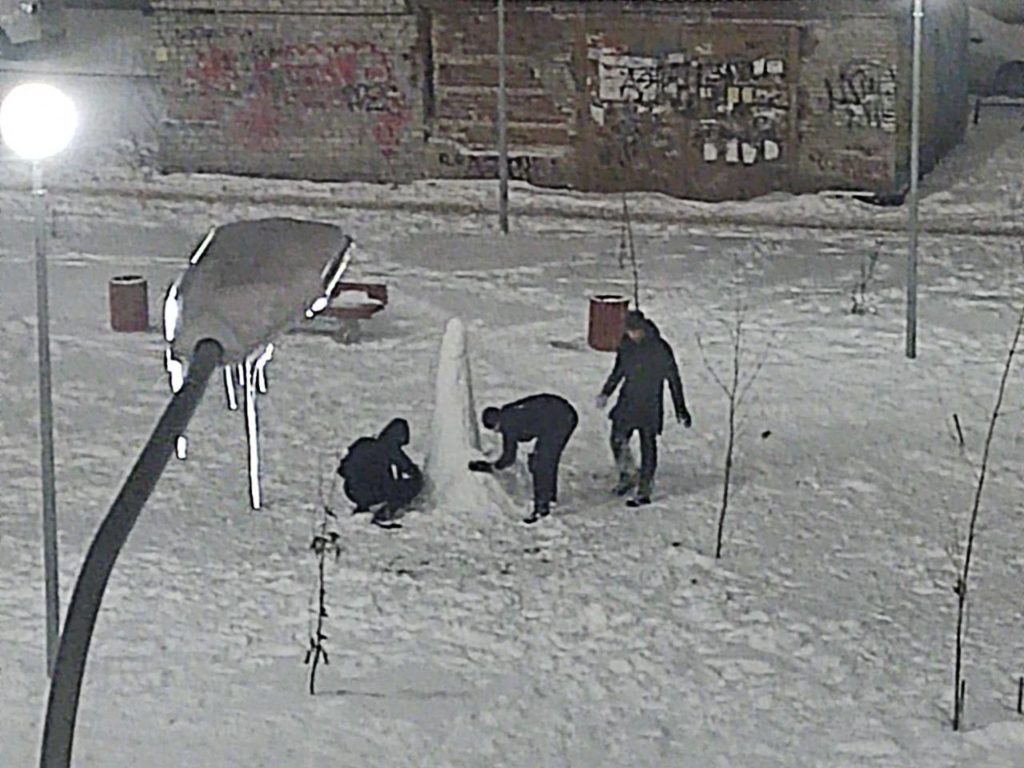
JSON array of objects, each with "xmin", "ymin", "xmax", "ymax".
[{"xmin": 423, "ymin": 318, "xmax": 514, "ymax": 520}]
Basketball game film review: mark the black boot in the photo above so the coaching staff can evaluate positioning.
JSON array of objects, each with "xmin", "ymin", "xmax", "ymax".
[
  {"xmin": 523, "ymin": 502, "xmax": 551, "ymax": 525},
  {"xmin": 627, "ymin": 479, "xmax": 652, "ymax": 507},
  {"xmin": 371, "ymin": 505, "xmax": 403, "ymax": 529},
  {"xmin": 611, "ymin": 473, "xmax": 637, "ymax": 496}
]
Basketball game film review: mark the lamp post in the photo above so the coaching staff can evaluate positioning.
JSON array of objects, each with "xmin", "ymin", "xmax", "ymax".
[
  {"xmin": 497, "ymin": 0, "xmax": 509, "ymax": 234},
  {"xmin": 40, "ymin": 218, "xmax": 353, "ymax": 768},
  {"xmin": 0, "ymin": 82, "xmax": 78, "ymax": 677},
  {"xmin": 906, "ymin": 0, "xmax": 923, "ymax": 359}
]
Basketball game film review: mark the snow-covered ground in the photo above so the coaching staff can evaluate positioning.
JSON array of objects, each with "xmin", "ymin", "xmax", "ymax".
[{"xmin": 5, "ymin": 16, "xmax": 1024, "ymax": 766}]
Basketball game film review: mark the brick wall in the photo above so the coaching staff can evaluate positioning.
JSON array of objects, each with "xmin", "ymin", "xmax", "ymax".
[
  {"xmin": 151, "ymin": 0, "xmax": 968, "ymax": 200},
  {"xmin": 423, "ymin": 0, "xmax": 968, "ymax": 200},
  {"xmin": 151, "ymin": 0, "xmax": 423, "ymax": 181},
  {"xmin": 573, "ymin": 12, "xmax": 802, "ymax": 200},
  {"xmin": 797, "ymin": 0, "xmax": 968, "ymax": 195},
  {"xmin": 426, "ymin": 4, "xmax": 576, "ymax": 187},
  {"xmin": 795, "ymin": 13, "xmax": 901, "ymax": 192}
]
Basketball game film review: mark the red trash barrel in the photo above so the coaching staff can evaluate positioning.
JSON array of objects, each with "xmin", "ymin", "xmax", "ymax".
[
  {"xmin": 588, "ymin": 294, "xmax": 629, "ymax": 351},
  {"xmin": 109, "ymin": 275, "xmax": 149, "ymax": 332}
]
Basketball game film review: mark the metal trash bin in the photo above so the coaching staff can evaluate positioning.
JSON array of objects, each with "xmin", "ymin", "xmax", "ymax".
[
  {"xmin": 588, "ymin": 294, "xmax": 629, "ymax": 352},
  {"xmin": 109, "ymin": 275, "xmax": 149, "ymax": 332}
]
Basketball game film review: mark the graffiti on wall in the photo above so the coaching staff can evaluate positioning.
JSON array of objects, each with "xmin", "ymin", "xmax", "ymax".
[
  {"xmin": 437, "ymin": 151, "xmax": 538, "ymax": 181},
  {"xmin": 181, "ymin": 29, "xmax": 412, "ymax": 155},
  {"xmin": 824, "ymin": 61, "xmax": 897, "ymax": 133},
  {"xmin": 586, "ymin": 37, "xmax": 790, "ymax": 168}
]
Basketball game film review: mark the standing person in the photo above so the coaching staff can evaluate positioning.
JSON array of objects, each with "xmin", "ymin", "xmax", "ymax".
[
  {"xmin": 336, "ymin": 417, "xmax": 423, "ymax": 527},
  {"xmin": 596, "ymin": 310, "xmax": 692, "ymax": 507},
  {"xmin": 468, "ymin": 393, "xmax": 578, "ymax": 524}
]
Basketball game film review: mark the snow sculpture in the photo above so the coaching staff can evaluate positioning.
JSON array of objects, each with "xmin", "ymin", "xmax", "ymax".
[{"xmin": 424, "ymin": 318, "xmax": 514, "ymax": 517}]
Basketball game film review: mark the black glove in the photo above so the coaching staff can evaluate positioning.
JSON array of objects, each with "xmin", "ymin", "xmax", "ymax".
[
  {"xmin": 677, "ymin": 409, "xmax": 692, "ymax": 428},
  {"xmin": 468, "ymin": 460, "xmax": 493, "ymax": 473}
]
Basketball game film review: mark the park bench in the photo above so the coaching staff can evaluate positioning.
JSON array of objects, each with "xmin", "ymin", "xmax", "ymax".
[{"xmin": 321, "ymin": 281, "xmax": 388, "ymax": 342}]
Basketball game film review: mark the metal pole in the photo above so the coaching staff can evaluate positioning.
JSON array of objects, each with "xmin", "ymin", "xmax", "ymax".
[
  {"xmin": 497, "ymin": 0, "xmax": 509, "ymax": 234},
  {"xmin": 906, "ymin": 0, "xmax": 923, "ymax": 359},
  {"xmin": 33, "ymin": 160, "xmax": 60, "ymax": 677}
]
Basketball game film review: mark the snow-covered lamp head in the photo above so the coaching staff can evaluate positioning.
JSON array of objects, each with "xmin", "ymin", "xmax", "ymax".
[
  {"xmin": 0, "ymin": 82, "xmax": 77, "ymax": 160},
  {"xmin": 164, "ymin": 218, "xmax": 352, "ymax": 368},
  {"xmin": 162, "ymin": 217, "xmax": 354, "ymax": 509}
]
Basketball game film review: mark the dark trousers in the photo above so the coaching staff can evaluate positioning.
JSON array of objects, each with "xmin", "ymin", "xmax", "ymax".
[
  {"xmin": 610, "ymin": 421, "xmax": 657, "ymax": 495},
  {"xmin": 345, "ymin": 474, "xmax": 423, "ymax": 511},
  {"xmin": 529, "ymin": 413, "xmax": 578, "ymax": 506}
]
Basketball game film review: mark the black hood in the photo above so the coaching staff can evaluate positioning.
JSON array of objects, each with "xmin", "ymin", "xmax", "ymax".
[
  {"xmin": 379, "ymin": 418, "xmax": 410, "ymax": 446},
  {"xmin": 640, "ymin": 317, "xmax": 662, "ymax": 340},
  {"xmin": 623, "ymin": 316, "xmax": 661, "ymax": 345}
]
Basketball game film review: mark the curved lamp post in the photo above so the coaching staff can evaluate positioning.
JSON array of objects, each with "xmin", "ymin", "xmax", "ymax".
[
  {"xmin": 39, "ymin": 218, "xmax": 353, "ymax": 768},
  {"xmin": 0, "ymin": 82, "xmax": 78, "ymax": 678}
]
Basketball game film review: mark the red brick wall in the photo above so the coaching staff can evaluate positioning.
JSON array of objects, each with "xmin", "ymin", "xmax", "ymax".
[
  {"xmin": 423, "ymin": 0, "xmax": 968, "ymax": 200},
  {"xmin": 151, "ymin": 0, "xmax": 424, "ymax": 180},
  {"xmin": 150, "ymin": 0, "xmax": 968, "ymax": 200}
]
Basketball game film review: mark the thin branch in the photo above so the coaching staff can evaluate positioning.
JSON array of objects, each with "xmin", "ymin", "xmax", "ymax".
[
  {"xmin": 306, "ymin": 450, "xmax": 342, "ymax": 696},
  {"xmin": 961, "ymin": 304, "xmax": 1024, "ymax": 591},
  {"xmin": 952, "ymin": 301, "xmax": 1024, "ymax": 730},
  {"xmin": 696, "ymin": 332, "xmax": 730, "ymax": 396},
  {"xmin": 730, "ymin": 312, "xmax": 742, "ymax": 399},
  {"xmin": 737, "ymin": 334, "xmax": 778, "ymax": 409},
  {"xmin": 622, "ymin": 192, "xmax": 640, "ymax": 309}
]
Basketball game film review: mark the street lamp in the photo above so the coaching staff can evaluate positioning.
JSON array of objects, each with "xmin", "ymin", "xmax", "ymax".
[
  {"xmin": 39, "ymin": 218, "xmax": 353, "ymax": 768},
  {"xmin": 906, "ymin": 0, "xmax": 923, "ymax": 359},
  {"xmin": 0, "ymin": 82, "xmax": 78, "ymax": 678}
]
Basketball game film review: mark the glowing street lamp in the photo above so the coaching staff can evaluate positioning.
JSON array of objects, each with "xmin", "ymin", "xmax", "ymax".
[
  {"xmin": 0, "ymin": 83, "xmax": 77, "ymax": 161},
  {"xmin": 0, "ymin": 82, "xmax": 78, "ymax": 678}
]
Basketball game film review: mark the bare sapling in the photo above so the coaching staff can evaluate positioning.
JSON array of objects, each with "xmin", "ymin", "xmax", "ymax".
[
  {"xmin": 618, "ymin": 192, "xmax": 641, "ymax": 309},
  {"xmin": 851, "ymin": 240, "xmax": 881, "ymax": 315},
  {"xmin": 697, "ymin": 295, "xmax": 772, "ymax": 559},
  {"xmin": 950, "ymin": 302, "xmax": 1024, "ymax": 730},
  {"xmin": 951, "ymin": 413, "xmax": 965, "ymax": 449},
  {"xmin": 304, "ymin": 453, "xmax": 342, "ymax": 695}
]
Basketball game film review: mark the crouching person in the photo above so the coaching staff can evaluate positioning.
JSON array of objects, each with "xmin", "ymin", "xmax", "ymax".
[
  {"xmin": 469, "ymin": 393, "xmax": 578, "ymax": 524},
  {"xmin": 337, "ymin": 418, "xmax": 423, "ymax": 527}
]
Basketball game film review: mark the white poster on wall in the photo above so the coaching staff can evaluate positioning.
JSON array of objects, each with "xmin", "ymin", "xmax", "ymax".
[
  {"xmin": 598, "ymin": 54, "xmax": 660, "ymax": 102},
  {"xmin": 725, "ymin": 139, "xmax": 740, "ymax": 164}
]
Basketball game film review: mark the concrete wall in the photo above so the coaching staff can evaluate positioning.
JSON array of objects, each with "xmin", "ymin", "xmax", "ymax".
[
  {"xmin": 918, "ymin": 0, "xmax": 969, "ymax": 179},
  {"xmin": 151, "ymin": 0, "xmax": 425, "ymax": 180},
  {"xmin": 968, "ymin": 7, "xmax": 1024, "ymax": 94}
]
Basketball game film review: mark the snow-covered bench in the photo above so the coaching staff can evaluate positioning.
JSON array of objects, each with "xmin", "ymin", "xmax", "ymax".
[{"xmin": 322, "ymin": 282, "xmax": 388, "ymax": 342}]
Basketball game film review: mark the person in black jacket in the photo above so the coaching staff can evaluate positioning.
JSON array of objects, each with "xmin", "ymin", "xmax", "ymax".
[
  {"xmin": 468, "ymin": 393, "xmax": 578, "ymax": 524},
  {"xmin": 596, "ymin": 310, "xmax": 691, "ymax": 507},
  {"xmin": 336, "ymin": 418, "xmax": 423, "ymax": 526}
]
